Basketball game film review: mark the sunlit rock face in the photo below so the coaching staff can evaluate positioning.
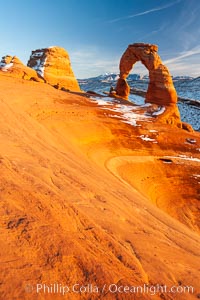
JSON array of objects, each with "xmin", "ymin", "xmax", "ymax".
[{"xmin": 27, "ymin": 46, "xmax": 80, "ymax": 91}]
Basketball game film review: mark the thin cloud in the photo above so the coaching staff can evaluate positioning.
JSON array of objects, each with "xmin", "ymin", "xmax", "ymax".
[
  {"xmin": 165, "ymin": 61, "xmax": 200, "ymax": 77},
  {"xmin": 108, "ymin": 0, "xmax": 182, "ymax": 23},
  {"xmin": 164, "ymin": 45, "xmax": 200, "ymax": 65},
  {"xmin": 163, "ymin": 45, "xmax": 200, "ymax": 76},
  {"xmin": 137, "ymin": 23, "xmax": 167, "ymax": 40}
]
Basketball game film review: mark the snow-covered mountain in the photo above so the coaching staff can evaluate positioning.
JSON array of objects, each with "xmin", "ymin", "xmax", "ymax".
[
  {"xmin": 78, "ymin": 73, "xmax": 148, "ymax": 94},
  {"xmin": 78, "ymin": 72, "xmax": 148, "ymax": 83},
  {"xmin": 78, "ymin": 73, "xmax": 119, "ymax": 93},
  {"xmin": 173, "ymin": 76, "xmax": 194, "ymax": 81}
]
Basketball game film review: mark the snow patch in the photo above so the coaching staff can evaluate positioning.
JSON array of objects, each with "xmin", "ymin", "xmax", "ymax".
[
  {"xmin": 94, "ymin": 99, "xmax": 110, "ymax": 105},
  {"xmin": 152, "ymin": 106, "xmax": 166, "ymax": 116},
  {"xmin": 30, "ymin": 53, "xmax": 47, "ymax": 77},
  {"xmin": 193, "ymin": 174, "xmax": 200, "ymax": 178},
  {"xmin": 192, "ymin": 174, "xmax": 200, "ymax": 184},
  {"xmin": 164, "ymin": 155, "xmax": 200, "ymax": 163},
  {"xmin": 107, "ymin": 114, "xmax": 121, "ymax": 118},
  {"xmin": 109, "ymin": 106, "xmax": 150, "ymax": 127},
  {"xmin": 149, "ymin": 129, "xmax": 158, "ymax": 133},
  {"xmin": 91, "ymin": 96, "xmax": 151, "ymax": 127},
  {"xmin": 141, "ymin": 103, "xmax": 151, "ymax": 108},
  {"xmin": 92, "ymin": 97, "xmax": 113, "ymax": 105},
  {"xmin": 0, "ymin": 63, "xmax": 13, "ymax": 72},
  {"xmin": 139, "ymin": 135, "xmax": 157, "ymax": 143},
  {"xmin": 114, "ymin": 104, "xmax": 137, "ymax": 112}
]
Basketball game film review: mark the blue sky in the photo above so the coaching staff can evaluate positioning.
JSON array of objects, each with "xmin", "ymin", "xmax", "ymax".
[{"xmin": 0, "ymin": 0, "xmax": 200, "ymax": 78}]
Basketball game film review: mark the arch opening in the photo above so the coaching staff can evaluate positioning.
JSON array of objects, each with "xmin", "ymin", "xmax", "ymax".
[{"xmin": 127, "ymin": 61, "xmax": 149, "ymax": 104}]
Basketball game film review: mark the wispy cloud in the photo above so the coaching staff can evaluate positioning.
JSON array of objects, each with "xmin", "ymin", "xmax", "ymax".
[
  {"xmin": 165, "ymin": 61, "xmax": 200, "ymax": 77},
  {"xmin": 108, "ymin": 0, "xmax": 182, "ymax": 23},
  {"xmin": 164, "ymin": 45, "xmax": 200, "ymax": 65},
  {"xmin": 137, "ymin": 23, "xmax": 168, "ymax": 41},
  {"xmin": 163, "ymin": 45, "xmax": 200, "ymax": 76}
]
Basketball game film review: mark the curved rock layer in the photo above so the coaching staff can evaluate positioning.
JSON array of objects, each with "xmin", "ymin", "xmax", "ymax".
[
  {"xmin": 27, "ymin": 46, "xmax": 80, "ymax": 92},
  {"xmin": 0, "ymin": 74, "xmax": 199, "ymax": 299},
  {"xmin": 0, "ymin": 55, "xmax": 42, "ymax": 81}
]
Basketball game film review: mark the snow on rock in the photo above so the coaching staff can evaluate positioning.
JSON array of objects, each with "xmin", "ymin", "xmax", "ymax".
[
  {"xmin": 121, "ymin": 112, "xmax": 147, "ymax": 126},
  {"xmin": 93, "ymin": 98, "xmax": 111, "ymax": 106},
  {"xmin": 34, "ymin": 57, "xmax": 46, "ymax": 77},
  {"xmin": 193, "ymin": 174, "xmax": 200, "ymax": 179},
  {"xmin": 28, "ymin": 50, "xmax": 46, "ymax": 77},
  {"xmin": 139, "ymin": 135, "xmax": 157, "ymax": 143},
  {"xmin": 0, "ymin": 63, "xmax": 13, "ymax": 72},
  {"xmin": 0, "ymin": 55, "xmax": 42, "ymax": 81},
  {"xmin": 91, "ymin": 96, "xmax": 151, "ymax": 127},
  {"xmin": 141, "ymin": 103, "xmax": 152, "ymax": 108},
  {"xmin": 164, "ymin": 155, "xmax": 200, "ymax": 163},
  {"xmin": 152, "ymin": 106, "xmax": 166, "ymax": 116},
  {"xmin": 114, "ymin": 104, "xmax": 139, "ymax": 112},
  {"xmin": 0, "ymin": 55, "xmax": 14, "ymax": 71}
]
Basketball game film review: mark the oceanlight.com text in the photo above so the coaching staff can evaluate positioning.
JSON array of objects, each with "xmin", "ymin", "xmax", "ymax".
[{"xmin": 25, "ymin": 282, "xmax": 194, "ymax": 296}]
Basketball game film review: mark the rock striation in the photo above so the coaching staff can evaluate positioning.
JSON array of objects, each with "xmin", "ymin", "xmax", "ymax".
[
  {"xmin": 0, "ymin": 55, "xmax": 42, "ymax": 81},
  {"xmin": 27, "ymin": 46, "xmax": 80, "ymax": 91},
  {"xmin": 115, "ymin": 43, "xmax": 193, "ymax": 131}
]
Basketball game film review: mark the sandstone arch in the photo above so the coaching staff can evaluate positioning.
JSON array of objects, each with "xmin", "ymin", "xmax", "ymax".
[
  {"xmin": 114, "ymin": 43, "xmax": 193, "ymax": 131},
  {"xmin": 115, "ymin": 43, "xmax": 177, "ymax": 106}
]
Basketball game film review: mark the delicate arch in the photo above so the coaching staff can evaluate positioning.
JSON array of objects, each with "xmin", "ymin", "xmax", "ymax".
[{"xmin": 115, "ymin": 43, "xmax": 177, "ymax": 106}]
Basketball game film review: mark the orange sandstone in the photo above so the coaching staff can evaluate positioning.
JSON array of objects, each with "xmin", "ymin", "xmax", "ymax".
[
  {"xmin": 0, "ymin": 54, "xmax": 199, "ymax": 299},
  {"xmin": 0, "ymin": 55, "xmax": 42, "ymax": 81},
  {"xmin": 27, "ymin": 46, "xmax": 80, "ymax": 91}
]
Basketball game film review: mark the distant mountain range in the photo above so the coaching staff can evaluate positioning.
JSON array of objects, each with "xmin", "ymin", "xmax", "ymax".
[
  {"xmin": 78, "ymin": 73, "xmax": 149, "ymax": 94},
  {"xmin": 78, "ymin": 72, "xmax": 194, "ymax": 83},
  {"xmin": 78, "ymin": 73, "xmax": 200, "ymax": 101}
]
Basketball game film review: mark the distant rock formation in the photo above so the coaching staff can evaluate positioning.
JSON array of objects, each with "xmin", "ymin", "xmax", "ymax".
[
  {"xmin": 27, "ymin": 46, "xmax": 80, "ymax": 92},
  {"xmin": 115, "ymin": 43, "xmax": 193, "ymax": 131},
  {"xmin": 0, "ymin": 55, "xmax": 42, "ymax": 81}
]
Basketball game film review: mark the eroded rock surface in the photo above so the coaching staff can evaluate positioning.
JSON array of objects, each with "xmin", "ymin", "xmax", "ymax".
[{"xmin": 27, "ymin": 46, "xmax": 80, "ymax": 91}]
